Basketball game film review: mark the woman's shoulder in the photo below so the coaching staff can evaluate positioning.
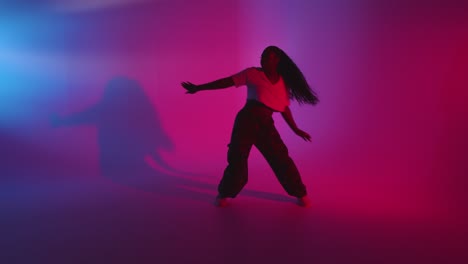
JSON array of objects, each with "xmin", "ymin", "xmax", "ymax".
[
  {"xmin": 235, "ymin": 67, "xmax": 262, "ymax": 80},
  {"xmin": 243, "ymin": 67, "xmax": 262, "ymax": 75},
  {"xmin": 241, "ymin": 67, "xmax": 261, "ymax": 71}
]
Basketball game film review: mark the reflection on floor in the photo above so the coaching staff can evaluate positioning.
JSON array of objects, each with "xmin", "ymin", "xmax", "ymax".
[{"xmin": 2, "ymin": 170, "xmax": 466, "ymax": 264}]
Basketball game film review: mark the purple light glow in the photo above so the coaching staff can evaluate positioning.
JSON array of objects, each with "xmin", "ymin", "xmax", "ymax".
[{"xmin": 1, "ymin": 1, "xmax": 467, "ymax": 263}]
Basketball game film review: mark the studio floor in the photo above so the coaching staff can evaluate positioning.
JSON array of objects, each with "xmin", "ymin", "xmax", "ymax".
[{"xmin": 2, "ymin": 168, "xmax": 466, "ymax": 264}]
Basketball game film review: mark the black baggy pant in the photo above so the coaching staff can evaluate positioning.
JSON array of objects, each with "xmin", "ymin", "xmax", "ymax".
[{"xmin": 218, "ymin": 100, "xmax": 307, "ymax": 198}]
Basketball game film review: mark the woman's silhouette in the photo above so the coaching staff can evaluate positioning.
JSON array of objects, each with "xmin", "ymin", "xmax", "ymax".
[
  {"xmin": 182, "ymin": 46, "xmax": 319, "ymax": 207},
  {"xmin": 51, "ymin": 77, "xmax": 173, "ymax": 181}
]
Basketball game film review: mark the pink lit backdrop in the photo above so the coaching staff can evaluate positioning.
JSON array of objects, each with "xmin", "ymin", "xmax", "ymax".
[{"xmin": 1, "ymin": 1, "xmax": 467, "ymax": 263}]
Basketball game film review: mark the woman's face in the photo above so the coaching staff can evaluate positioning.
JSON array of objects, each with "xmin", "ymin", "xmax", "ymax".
[{"xmin": 261, "ymin": 49, "xmax": 280, "ymax": 71}]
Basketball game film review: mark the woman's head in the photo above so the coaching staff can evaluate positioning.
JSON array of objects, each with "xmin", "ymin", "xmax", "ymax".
[
  {"xmin": 261, "ymin": 46, "xmax": 281, "ymax": 72},
  {"xmin": 261, "ymin": 46, "xmax": 319, "ymax": 105}
]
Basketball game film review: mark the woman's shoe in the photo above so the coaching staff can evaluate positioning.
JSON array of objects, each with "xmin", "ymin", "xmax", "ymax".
[
  {"xmin": 214, "ymin": 195, "xmax": 229, "ymax": 207},
  {"xmin": 297, "ymin": 196, "xmax": 311, "ymax": 207}
]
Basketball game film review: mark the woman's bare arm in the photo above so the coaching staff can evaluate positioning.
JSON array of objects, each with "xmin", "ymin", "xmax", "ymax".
[
  {"xmin": 181, "ymin": 77, "xmax": 234, "ymax": 94},
  {"xmin": 281, "ymin": 106, "xmax": 311, "ymax": 141}
]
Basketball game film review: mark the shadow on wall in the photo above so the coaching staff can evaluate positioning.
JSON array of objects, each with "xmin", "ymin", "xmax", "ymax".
[
  {"xmin": 50, "ymin": 76, "xmax": 292, "ymax": 204},
  {"xmin": 50, "ymin": 77, "xmax": 206, "ymax": 200},
  {"xmin": 51, "ymin": 77, "xmax": 166, "ymax": 174}
]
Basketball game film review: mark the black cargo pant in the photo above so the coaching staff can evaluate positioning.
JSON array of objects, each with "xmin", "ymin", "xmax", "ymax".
[{"xmin": 218, "ymin": 100, "xmax": 307, "ymax": 198}]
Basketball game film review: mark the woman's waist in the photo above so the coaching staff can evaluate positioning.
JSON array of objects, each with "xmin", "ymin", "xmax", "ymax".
[{"xmin": 243, "ymin": 100, "xmax": 275, "ymax": 114}]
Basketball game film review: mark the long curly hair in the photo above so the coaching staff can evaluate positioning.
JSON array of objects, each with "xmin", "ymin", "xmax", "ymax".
[{"xmin": 264, "ymin": 46, "xmax": 319, "ymax": 105}]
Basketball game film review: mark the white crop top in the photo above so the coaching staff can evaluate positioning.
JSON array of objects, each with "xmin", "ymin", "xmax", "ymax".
[{"xmin": 231, "ymin": 67, "xmax": 290, "ymax": 112}]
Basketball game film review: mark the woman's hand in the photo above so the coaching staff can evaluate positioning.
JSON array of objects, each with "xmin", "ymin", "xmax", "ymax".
[
  {"xmin": 181, "ymin": 82, "xmax": 199, "ymax": 94},
  {"xmin": 294, "ymin": 128, "xmax": 311, "ymax": 142}
]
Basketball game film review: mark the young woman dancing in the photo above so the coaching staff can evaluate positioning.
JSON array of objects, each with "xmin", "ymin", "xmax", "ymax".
[{"xmin": 181, "ymin": 46, "xmax": 319, "ymax": 207}]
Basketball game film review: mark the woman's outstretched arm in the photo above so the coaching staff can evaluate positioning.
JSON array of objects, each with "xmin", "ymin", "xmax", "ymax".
[
  {"xmin": 181, "ymin": 77, "xmax": 234, "ymax": 94},
  {"xmin": 281, "ymin": 106, "xmax": 311, "ymax": 142}
]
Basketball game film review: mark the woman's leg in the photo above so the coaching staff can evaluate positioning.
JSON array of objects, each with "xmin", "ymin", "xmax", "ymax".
[
  {"xmin": 218, "ymin": 109, "xmax": 258, "ymax": 198},
  {"xmin": 254, "ymin": 120, "xmax": 307, "ymax": 198}
]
